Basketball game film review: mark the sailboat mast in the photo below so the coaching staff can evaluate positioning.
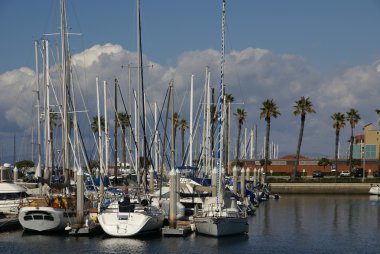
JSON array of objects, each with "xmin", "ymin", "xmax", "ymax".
[
  {"xmin": 189, "ymin": 75, "xmax": 194, "ymax": 166},
  {"xmin": 60, "ymin": 0, "xmax": 70, "ymax": 183},
  {"xmin": 34, "ymin": 40, "xmax": 42, "ymax": 194},
  {"xmin": 114, "ymin": 79, "xmax": 118, "ymax": 184},
  {"xmin": 216, "ymin": 0, "xmax": 226, "ymax": 204},
  {"xmin": 43, "ymin": 39, "xmax": 51, "ymax": 183},
  {"xmin": 137, "ymin": 0, "xmax": 148, "ymax": 190},
  {"xmin": 104, "ymin": 81, "xmax": 109, "ymax": 185}
]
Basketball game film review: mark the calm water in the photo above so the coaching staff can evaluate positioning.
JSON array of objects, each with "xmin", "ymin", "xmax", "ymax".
[{"xmin": 1, "ymin": 195, "xmax": 379, "ymax": 254}]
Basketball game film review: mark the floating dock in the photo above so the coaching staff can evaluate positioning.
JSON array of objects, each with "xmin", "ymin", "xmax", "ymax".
[{"xmin": 162, "ymin": 221, "xmax": 193, "ymax": 236}]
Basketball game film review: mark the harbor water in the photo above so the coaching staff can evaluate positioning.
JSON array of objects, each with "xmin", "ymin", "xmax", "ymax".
[{"xmin": 1, "ymin": 194, "xmax": 379, "ymax": 253}]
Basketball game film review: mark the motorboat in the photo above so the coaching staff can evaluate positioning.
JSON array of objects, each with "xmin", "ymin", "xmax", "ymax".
[
  {"xmin": 0, "ymin": 182, "xmax": 29, "ymax": 216},
  {"xmin": 369, "ymin": 184, "xmax": 380, "ymax": 195}
]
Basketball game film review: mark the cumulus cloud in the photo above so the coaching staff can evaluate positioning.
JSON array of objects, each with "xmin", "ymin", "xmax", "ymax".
[{"xmin": 1, "ymin": 43, "xmax": 380, "ymax": 161}]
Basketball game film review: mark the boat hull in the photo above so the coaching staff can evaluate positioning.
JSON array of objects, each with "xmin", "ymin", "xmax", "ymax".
[
  {"xmin": 98, "ymin": 201, "xmax": 164, "ymax": 237},
  {"xmin": 369, "ymin": 186, "xmax": 380, "ymax": 195},
  {"xmin": 0, "ymin": 183, "xmax": 28, "ymax": 215},
  {"xmin": 18, "ymin": 206, "xmax": 73, "ymax": 232},
  {"xmin": 193, "ymin": 216, "xmax": 249, "ymax": 237}
]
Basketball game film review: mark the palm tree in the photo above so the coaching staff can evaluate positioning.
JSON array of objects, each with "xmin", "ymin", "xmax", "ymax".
[
  {"xmin": 117, "ymin": 112, "xmax": 130, "ymax": 171},
  {"xmin": 234, "ymin": 108, "xmax": 247, "ymax": 162},
  {"xmin": 179, "ymin": 118, "xmax": 189, "ymax": 162},
  {"xmin": 331, "ymin": 112, "xmax": 346, "ymax": 177},
  {"xmin": 292, "ymin": 96, "xmax": 316, "ymax": 180},
  {"xmin": 224, "ymin": 93, "xmax": 234, "ymax": 169},
  {"xmin": 91, "ymin": 116, "xmax": 105, "ymax": 134},
  {"xmin": 375, "ymin": 109, "xmax": 380, "ymax": 125},
  {"xmin": 346, "ymin": 108, "xmax": 360, "ymax": 171},
  {"xmin": 259, "ymin": 99, "xmax": 280, "ymax": 181}
]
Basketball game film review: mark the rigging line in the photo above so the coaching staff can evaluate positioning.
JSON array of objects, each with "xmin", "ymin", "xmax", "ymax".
[
  {"xmin": 116, "ymin": 82, "xmax": 138, "ymax": 171},
  {"xmin": 181, "ymin": 90, "xmax": 205, "ymax": 166},
  {"xmin": 172, "ymin": 85, "xmax": 189, "ymax": 117},
  {"xmin": 145, "ymin": 86, "xmax": 173, "ymax": 170}
]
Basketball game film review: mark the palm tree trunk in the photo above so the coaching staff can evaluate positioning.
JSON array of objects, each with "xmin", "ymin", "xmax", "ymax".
[
  {"xmin": 264, "ymin": 119, "xmax": 271, "ymax": 182},
  {"xmin": 181, "ymin": 128, "xmax": 185, "ymax": 163},
  {"xmin": 236, "ymin": 124, "xmax": 242, "ymax": 161},
  {"xmin": 334, "ymin": 129, "xmax": 340, "ymax": 178},
  {"xmin": 293, "ymin": 115, "xmax": 305, "ymax": 180},
  {"xmin": 349, "ymin": 126, "xmax": 354, "ymax": 171}
]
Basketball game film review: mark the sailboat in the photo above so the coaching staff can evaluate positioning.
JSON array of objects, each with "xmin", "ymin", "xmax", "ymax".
[
  {"xmin": 97, "ymin": 0, "xmax": 164, "ymax": 237},
  {"xmin": 18, "ymin": 0, "xmax": 93, "ymax": 233},
  {"xmin": 193, "ymin": 0, "xmax": 249, "ymax": 237}
]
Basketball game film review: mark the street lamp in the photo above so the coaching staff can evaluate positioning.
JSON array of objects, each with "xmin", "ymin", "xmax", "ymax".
[{"xmin": 361, "ymin": 142, "xmax": 365, "ymax": 182}]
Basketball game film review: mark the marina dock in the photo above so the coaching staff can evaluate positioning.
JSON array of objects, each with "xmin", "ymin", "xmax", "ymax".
[{"xmin": 270, "ymin": 182, "xmax": 379, "ymax": 194}]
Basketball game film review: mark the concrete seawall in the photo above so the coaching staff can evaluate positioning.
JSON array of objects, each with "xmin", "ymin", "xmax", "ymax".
[{"xmin": 270, "ymin": 183, "xmax": 380, "ymax": 194}]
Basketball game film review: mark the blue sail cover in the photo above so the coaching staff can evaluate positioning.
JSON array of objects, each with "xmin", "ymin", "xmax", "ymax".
[{"xmin": 87, "ymin": 175, "xmax": 110, "ymax": 187}]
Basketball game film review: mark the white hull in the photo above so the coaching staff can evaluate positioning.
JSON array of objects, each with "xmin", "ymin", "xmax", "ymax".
[
  {"xmin": 193, "ymin": 196, "xmax": 249, "ymax": 237},
  {"xmin": 369, "ymin": 185, "xmax": 380, "ymax": 195},
  {"xmin": 98, "ymin": 200, "xmax": 164, "ymax": 237},
  {"xmin": 18, "ymin": 196, "xmax": 76, "ymax": 232},
  {"xmin": 18, "ymin": 206, "xmax": 72, "ymax": 232},
  {"xmin": 0, "ymin": 182, "xmax": 28, "ymax": 215},
  {"xmin": 193, "ymin": 216, "xmax": 249, "ymax": 237}
]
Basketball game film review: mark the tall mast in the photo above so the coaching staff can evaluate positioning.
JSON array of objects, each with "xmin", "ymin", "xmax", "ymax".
[
  {"xmin": 43, "ymin": 39, "xmax": 51, "ymax": 183},
  {"xmin": 104, "ymin": 81, "xmax": 109, "ymax": 188},
  {"xmin": 34, "ymin": 40, "xmax": 42, "ymax": 194},
  {"xmin": 137, "ymin": 0, "xmax": 148, "ymax": 190},
  {"xmin": 216, "ymin": 0, "xmax": 226, "ymax": 205},
  {"xmin": 136, "ymin": 0, "xmax": 140, "ymax": 178},
  {"xmin": 114, "ymin": 79, "xmax": 118, "ymax": 184},
  {"xmin": 96, "ymin": 77, "xmax": 104, "ymax": 207},
  {"xmin": 189, "ymin": 75, "xmax": 194, "ymax": 166},
  {"xmin": 60, "ymin": 0, "xmax": 70, "ymax": 184}
]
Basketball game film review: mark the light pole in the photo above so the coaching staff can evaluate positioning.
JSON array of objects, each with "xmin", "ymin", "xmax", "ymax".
[{"xmin": 361, "ymin": 142, "xmax": 365, "ymax": 182}]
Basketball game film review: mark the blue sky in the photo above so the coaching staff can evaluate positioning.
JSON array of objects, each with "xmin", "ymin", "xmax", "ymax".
[
  {"xmin": 2, "ymin": 0, "xmax": 380, "ymax": 73},
  {"xmin": 2, "ymin": 0, "xmax": 380, "ymax": 163}
]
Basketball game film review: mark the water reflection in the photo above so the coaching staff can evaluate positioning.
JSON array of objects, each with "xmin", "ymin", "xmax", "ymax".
[{"xmin": 1, "ymin": 195, "xmax": 380, "ymax": 254}]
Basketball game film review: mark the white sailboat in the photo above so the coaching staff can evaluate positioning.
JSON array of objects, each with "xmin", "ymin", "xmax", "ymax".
[
  {"xmin": 97, "ymin": 196, "xmax": 164, "ymax": 237},
  {"xmin": 18, "ymin": 0, "xmax": 91, "ymax": 233},
  {"xmin": 97, "ymin": 0, "xmax": 164, "ymax": 237},
  {"xmin": 193, "ymin": 0, "xmax": 249, "ymax": 237}
]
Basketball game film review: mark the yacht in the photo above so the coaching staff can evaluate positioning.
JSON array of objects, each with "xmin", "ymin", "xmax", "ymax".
[
  {"xmin": 369, "ymin": 184, "xmax": 380, "ymax": 195},
  {"xmin": 97, "ymin": 196, "xmax": 165, "ymax": 237},
  {"xmin": 0, "ymin": 182, "xmax": 29, "ymax": 216},
  {"xmin": 193, "ymin": 192, "xmax": 249, "ymax": 237}
]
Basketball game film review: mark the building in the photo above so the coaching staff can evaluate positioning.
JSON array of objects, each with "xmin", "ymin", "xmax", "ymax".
[{"xmin": 358, "ymin": 124, "xmax": 380, "ymax": 159}]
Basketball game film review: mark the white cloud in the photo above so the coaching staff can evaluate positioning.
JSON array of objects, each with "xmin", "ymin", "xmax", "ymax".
[{"xmin": 2, "ymin": 44, "xmax": 380, "ymax": 160}]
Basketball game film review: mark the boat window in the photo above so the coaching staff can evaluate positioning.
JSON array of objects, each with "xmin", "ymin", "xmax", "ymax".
[
  {"xmin": 44, "ymin": 215, "xmax": 54, "ymax": 221},
  {"xmin": 33, "ymin": 215, "xmax": 44, "ymax": 220},
  {"xmin": 24, "ymin": 215, "xmax": 33, "ymax": 221},
  {"xmin": 0, "ymin": 192, "xmax": 25, "ymax": 200}
]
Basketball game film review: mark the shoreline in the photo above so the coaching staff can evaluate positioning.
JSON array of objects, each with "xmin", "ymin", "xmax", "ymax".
[{"xmin": 269, "ymin": 182, "xmax": 380, "ymax": 194}]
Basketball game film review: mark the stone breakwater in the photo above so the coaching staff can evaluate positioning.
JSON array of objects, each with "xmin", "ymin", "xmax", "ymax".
[{"xmin": 270, "ymin": 183, "xmax": 380, "ymax": 194}]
